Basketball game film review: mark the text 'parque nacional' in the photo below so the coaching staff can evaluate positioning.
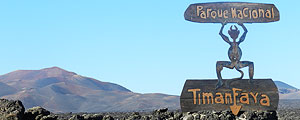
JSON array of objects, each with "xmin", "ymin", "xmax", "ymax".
[
  {"xmin": 196, "ymin": 6, "xmax": 275, "ymax": 20},
  {"xmin": 184, "ymin": 2, "xmax": 280, "ymax": 23}
]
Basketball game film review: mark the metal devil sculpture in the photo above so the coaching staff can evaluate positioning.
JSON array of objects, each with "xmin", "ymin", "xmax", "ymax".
[
  {"xmin": 180, "ymin": 2, "xmax": 280, "ymax": 116},
  {"xmin": 216, "ymin": 22, "xmax": 254, "ymax": 89}
]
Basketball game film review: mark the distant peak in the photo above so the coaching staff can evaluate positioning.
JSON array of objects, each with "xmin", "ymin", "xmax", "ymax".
[
  {"xmin": 41, "ymin": 66, "xmax": 77, "ymax": 77},
  {"xmin": 41, "ymin": 66, "xmax": 65, "ymax": 71},
  {"xmin": 274, "ymin": 81, "xmax": 298, "ymax": 89}
]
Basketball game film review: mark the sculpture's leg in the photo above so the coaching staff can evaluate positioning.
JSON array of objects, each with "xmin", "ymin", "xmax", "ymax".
[
  {"xmin": 216, "ymin": 61, "xmax": 234, "ymax": 89},
  {"xmin": 234, "ymin": 68, "xmax": 244, "ymax": 80},
  {"xmin": 239, "ymin": 61, "xmax": 254, "ymax": 83}
]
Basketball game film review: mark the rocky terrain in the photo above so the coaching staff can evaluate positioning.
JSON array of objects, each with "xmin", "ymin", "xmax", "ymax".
[
  {"xmin": 0, "ymin": 98, "xmax": 278, "ymax": 120},
  {"xmin": 278, "ymin": 99, "xmax": 300, "ymax": 120},
  {"xmin": 2, "ymin": 98, "xmax": 300, "ymax": 120}
]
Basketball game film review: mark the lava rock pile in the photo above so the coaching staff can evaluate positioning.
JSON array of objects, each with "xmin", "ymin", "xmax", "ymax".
[{"xmin": 0, "ymin": 99, "xmax": 280, "ymax": 120}]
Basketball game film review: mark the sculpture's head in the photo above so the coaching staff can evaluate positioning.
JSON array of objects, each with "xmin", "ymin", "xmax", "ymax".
[{"xmin": 228, "ymin": 25, "xmax": 240, "ymax": 40}]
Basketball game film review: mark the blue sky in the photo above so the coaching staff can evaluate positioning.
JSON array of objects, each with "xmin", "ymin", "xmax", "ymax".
[{"xmin": 0, "ymin": 0, "xmax": 299, "ymax": 95}]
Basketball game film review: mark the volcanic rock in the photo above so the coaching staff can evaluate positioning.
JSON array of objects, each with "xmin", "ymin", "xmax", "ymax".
[
  {"xmin": 24, "ymin": 106, "xmax": 51, "ymax": 120},
  {"xmin": 103, "ymin": 115, "xmax": 114, "ymax": 120},
  {"xmin": 0, "ymin": 99, "xmax": 25, "ymax": 120},
  {"xmin": 40, "ymin": 115, "xmax": 58, "ymax": 120},
  {"xmin": 69, "ymin": 115, "xmax": 84, "ymax": 120},
  {"xmin": 82, "ymin": 114, "xmax": 103, "ymax": 120}
]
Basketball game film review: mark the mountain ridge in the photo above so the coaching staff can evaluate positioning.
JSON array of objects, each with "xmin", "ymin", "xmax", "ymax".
[
  {"xmin": 274, "ymin": 81, "xmax": 298, "ymax": 90},
  {"xmin": 274, "ymin": 81, "xmax": 300, "ymax": 99},
  {"xmin": 0, "ymin": 67, "xmax": 179, "ymax": 113},
  {"xmin": 1, "ymin": 67, "xmax": 298, "ymax": 112}
]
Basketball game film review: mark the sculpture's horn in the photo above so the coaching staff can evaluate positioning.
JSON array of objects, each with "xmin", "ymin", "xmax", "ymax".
[
  {"xmin": 234, "ymin": 25, "xmax": 238, "ymax": 30},
  {"xmin": 230, "ymin": 26, "xmax": 233, "ymax": 30}
]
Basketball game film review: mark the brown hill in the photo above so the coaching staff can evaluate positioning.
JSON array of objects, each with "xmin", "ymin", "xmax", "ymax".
[
  {"xmin": 0, "ymin": 67, "xmax": 179, "ymax": 113},
  {"xmin": 274, "ymin": 81, "xmax": 300, "ymax": 99}
]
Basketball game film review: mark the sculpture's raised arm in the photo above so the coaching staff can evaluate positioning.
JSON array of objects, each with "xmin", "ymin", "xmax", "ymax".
[
  {"xmin": 219, "ymin": 22, "xmax": 231, "ymax": 44},
  {"xmin": 238, "ymin": 23, "xmax": 248, "ymax": 44}
]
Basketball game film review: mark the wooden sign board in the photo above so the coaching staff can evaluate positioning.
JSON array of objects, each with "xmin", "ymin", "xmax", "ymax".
[
  {"xmin": 184, "ymin": 2, "xmax": 280, "ymax": 23},
  {"xmin": 180, "ymin": 79, "xmax": 279, "ymax": 115}
]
